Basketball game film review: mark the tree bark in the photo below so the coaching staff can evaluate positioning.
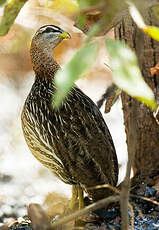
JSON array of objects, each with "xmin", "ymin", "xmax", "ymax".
[{"xmin": 114, "ymin": 9, "xmax": 159, "ymax": 179}]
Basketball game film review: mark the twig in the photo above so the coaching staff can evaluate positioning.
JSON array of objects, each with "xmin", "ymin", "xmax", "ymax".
[
  {"xmin": 88, "ymin": 184, "xmax": 120, "ymax": 194},
  {"xmin": 71, "ymin": 227, "xmax": 84, "ymax": 230},
  {"xmin": 128, "ymin": 203, "xmax": 134, "ymax": 230},
  {"xmin": 104, "ymin": 63, "xmax": 111, "ymax": 71},
  {"xmin": 51, "ymin": 195, "xmax": 120, "ymax": 228},
  {"xmin": 131, "ymin": 194, "xmax": 159, "ymax": 206},
  {"xmin": 97, "ymin": 84, "xmax": 119, "ymax": 110},
  {"xmin": 86, "ymin": 183, "xmax": 159, "ymax": 207},
  {"xmin": 135, "ymin": 206, "xmax": 144, "ymax": 219},
  {"xmin": 120, "ymin": 99, "xmax": 138, "ymax": 230},
  {"xmin": 153, "ymin": 105, "xmax": 159, "ymax": 125}
]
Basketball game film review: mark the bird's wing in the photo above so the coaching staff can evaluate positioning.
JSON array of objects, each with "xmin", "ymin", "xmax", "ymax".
[
  {"xmin": 31, "ymin": 84, "xmax": 118, "ymax": 190},
  {"xmin": 53, "ymin": 86, "xmax": 119, "ymax": 188}
]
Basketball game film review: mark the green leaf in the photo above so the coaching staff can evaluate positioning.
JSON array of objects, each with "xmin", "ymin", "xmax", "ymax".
[
  {"xmin": 128, "ymin": 1, "xmax": 146, "ymax": 29},
  {"xmin": 85, "ymin": 23, "xmax": 100, "ymax": 43},
  {"xmin": 143, "ymin": 26, "xmax": 159, "ymax": 42},
  {"xmin": 0, "ymin": 0, "xmax": 28, "ymax": 36},
  {"xmin": 53, "ymin": 42, "xmax": 98, "ymax": 108},
  {"xmin": 106, "ymin": 39, "xmax": 157, "ymax": 110},
  {"xmin": 128, "ymin": 2, "xmax": 159, "ymax": 42},
  {"xmin": 77, "ymin": 0, "xmax": 99, "ymax": 9},
  {"xmin": 0, "ymin": 0, "xmax": 8, "ymax": 7},
  {"xmin": 76, "ymin": 14, "xmax": 86, "ymax": 30}
]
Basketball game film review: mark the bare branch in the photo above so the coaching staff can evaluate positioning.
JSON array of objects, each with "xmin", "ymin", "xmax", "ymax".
[
  {"xmin": 87, "ymin": 183, "xmax": 120, "ymax": 194},
  {"xmin": 131, "ymin": 194, "xmax": 159, "ymax": 206},
  {"xmin": 153, "ymin": 105, "xmax": 159, "ymax": 125},
  {"xmin": 120, "ymin": 99, "xmax": 138, "ymax": 230},
  {"xmin": 51, "ymin": 195, "xmax": 120, "ymax": 228},
  {"xmin": 128, "ymin": 203, "xmax": 134, "ymax": 230}
]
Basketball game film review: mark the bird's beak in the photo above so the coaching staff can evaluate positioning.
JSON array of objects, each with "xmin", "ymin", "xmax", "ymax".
[{"xmin": 59, "ymin": 31, "xmax": 71, "ymax": 39}]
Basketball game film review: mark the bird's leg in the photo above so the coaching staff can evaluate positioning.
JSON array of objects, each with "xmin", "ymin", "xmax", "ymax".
[
  {"xmin": 69, "ymin": 185, "xmax": 78, "ymax": 210},
  {"xmin": 78, "ymin": 186, "xmax": 84, "ymax": 209},
  {"xmin": 69, "ymin": 185, "xmax": 84, "ymax": 210}
]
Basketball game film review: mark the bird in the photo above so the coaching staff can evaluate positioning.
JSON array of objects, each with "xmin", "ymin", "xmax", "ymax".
[{"xmin": 21, "ymin": 25, "xmax": 118, "ymax": 209}]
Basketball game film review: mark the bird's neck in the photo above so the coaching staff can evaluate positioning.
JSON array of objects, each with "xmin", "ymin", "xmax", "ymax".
[{"xmin": 30, "ymin": 42, "xmax": 60, "ymax": 79}]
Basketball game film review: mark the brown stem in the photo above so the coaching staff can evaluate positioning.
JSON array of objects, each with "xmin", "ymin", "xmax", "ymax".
[
  {"xmin": 51, "ymin": 195, "xmax": 120, "ymax": 228},
  {"xmin": 120, "ymin": 99, "xmax": 138, "ymax": 230}
]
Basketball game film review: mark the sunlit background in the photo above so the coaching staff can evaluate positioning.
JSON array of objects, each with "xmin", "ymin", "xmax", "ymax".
[{"xmin": 0, "ymin": 0, "xmax": 127, "ymax": 222}]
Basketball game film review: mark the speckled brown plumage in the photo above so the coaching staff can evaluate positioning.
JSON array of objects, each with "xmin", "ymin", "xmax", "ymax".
[{"xmin": 21, "ymin": 25, "xmax": 118, "ymax": 201}]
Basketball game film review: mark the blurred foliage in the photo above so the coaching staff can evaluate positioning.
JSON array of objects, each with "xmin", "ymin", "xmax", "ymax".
[
  {"xmin": 53, "ymin": 42, "xmax": 99, "ymax": 108},
  {"xmin": 0, "ymin": 0, "xmax": 158, "ymax": 111},
  {"xmin": 106, "ymin": 39, "xmax": 157, "ymax": 110},
  {"xmin": 53, "ymin": 0, "xmax": 158, "ymax": 110},
  {"xmin": 76, "ymin": 14, "xmax": 86, "ymax": 29},
  {"xmin": 76, "ymin": 0, "xmax": 119, "ymax": 32},
  {"xmin": 39, "ymin": 0, "xmax": 79, "ymax": 17},
  {"xmin": 75, "ymin": 0, "xmax": 103, "ymax": 30},
  {"xmin": 0, "ymin": 0, "xmax": 79, "ymax": 36},
  {"xmin": 143, "ymin": 26, "xmax": 159, "ymax": 41},
  {"xmin": 85, "ymin": 23, "xmax": 101, "ymax": 42},
  {"xmin": 153, "ymin": 5, "xmax": 159, "ymax": 21},
  {"xmin": 44, "ymin": 192, "xmax": 69, "ymax": 217},
  {"xmin": 128, "ymin": 1, "xmax": 159, "ymax": 41},
  {"xmin": 0, "ymin": 0, "xmax": 28, "ymax": 36},
  {"xmin": 0, "ymin": 0, "xmax": 7, "ymax": 7},
  {"xmin": 77, "ymin": 0, "xmax": 100, "ymax": 9},
  {"xmin": 8, "ymin": 28, "xmax": 30, "ymax": 54}
]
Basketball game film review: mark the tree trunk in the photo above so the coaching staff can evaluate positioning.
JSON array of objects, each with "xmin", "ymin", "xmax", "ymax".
[{"xmin": 114, "ymin": 9, "xmax": 159, "ymax": 180}]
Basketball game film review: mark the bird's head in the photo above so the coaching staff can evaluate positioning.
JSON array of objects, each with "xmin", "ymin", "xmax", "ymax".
[{"xmin": 32, "ymin": 25, "xmax": 71, "ymax": 49}]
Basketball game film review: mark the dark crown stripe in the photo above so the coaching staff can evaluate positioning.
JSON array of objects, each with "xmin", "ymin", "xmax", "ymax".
[{"xmin": 39, "ymin": 25, "xmax": 62, "ymax": 34}]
